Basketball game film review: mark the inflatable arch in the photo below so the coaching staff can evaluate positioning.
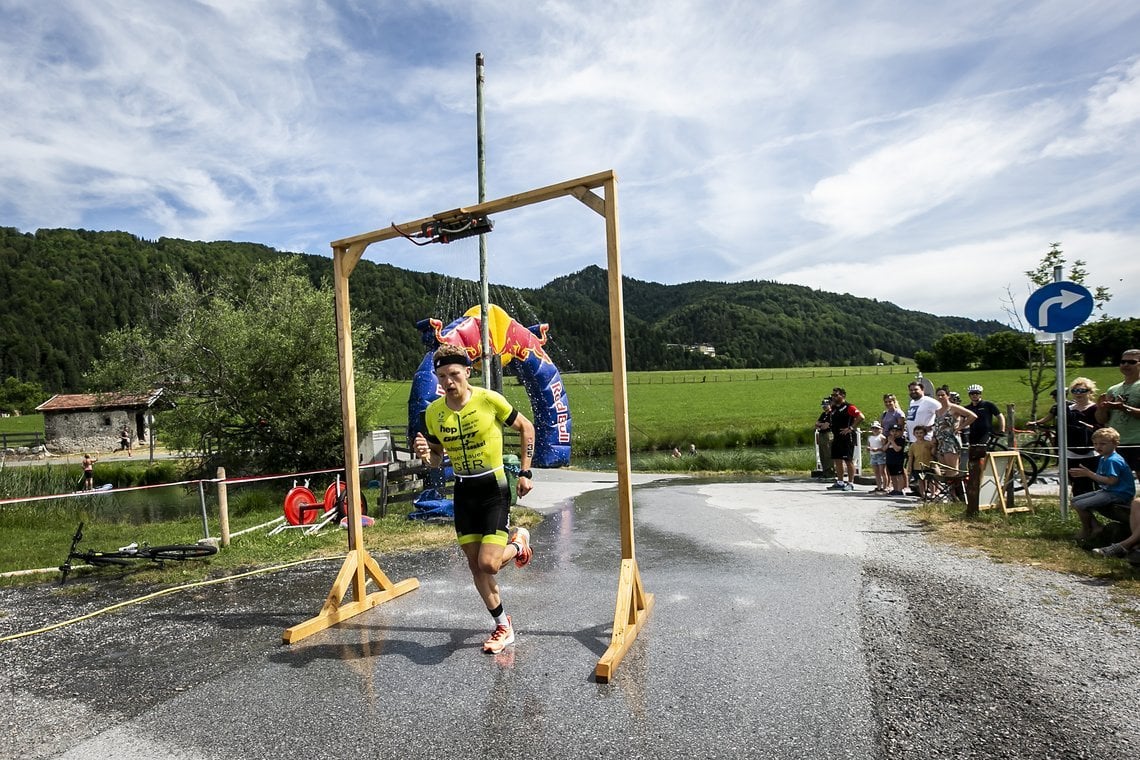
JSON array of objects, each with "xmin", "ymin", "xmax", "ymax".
[{"xmin": 408, "ymin": 303, "xmax": 572, "ymax": 467}]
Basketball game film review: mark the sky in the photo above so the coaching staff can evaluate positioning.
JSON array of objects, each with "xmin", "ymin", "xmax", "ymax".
[{"xmin": 2, "ymin": 0, "xmax": 1139, "ymax": 325}]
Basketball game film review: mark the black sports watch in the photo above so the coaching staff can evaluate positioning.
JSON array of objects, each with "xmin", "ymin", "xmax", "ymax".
[{"xmin": 518, "ymin": 469, "xmax": 533, "ymax": 479}]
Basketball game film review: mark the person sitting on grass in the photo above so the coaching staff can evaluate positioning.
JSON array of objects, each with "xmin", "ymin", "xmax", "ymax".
[
  {"xmin": 1069, "ymin": 427, "xmax": 1136, "ymax": 544},
  {"xmin": 906, "ymin": 425, "xmax": 936, "ymax": 498},
  {"xmin": 1093, "ymin": 496, "xmax": 1140, "ymax": 562}
]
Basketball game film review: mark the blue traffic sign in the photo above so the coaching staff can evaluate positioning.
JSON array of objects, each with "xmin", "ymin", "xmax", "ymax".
[{"xmin": 1024, "ymin": 281, "xmax": 1094, "ymax": 333}]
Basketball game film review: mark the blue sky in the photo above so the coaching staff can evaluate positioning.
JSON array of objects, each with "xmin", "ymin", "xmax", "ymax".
[{"xmin": 2, "ymin": 1, "xmax": 1139, "ymax": 324}]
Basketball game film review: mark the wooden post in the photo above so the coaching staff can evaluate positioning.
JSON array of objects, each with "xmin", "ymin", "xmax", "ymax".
[
  {"xmin": 217, "ymin": 466, "xmax": 230, "ymax": 547},
  {"xmin": 593, "ymin": 175, "xmax": 654, "ymax": 683},
  {"xmin": 282, "ymin": 244, "xmax": 419, "ymax": 644}
]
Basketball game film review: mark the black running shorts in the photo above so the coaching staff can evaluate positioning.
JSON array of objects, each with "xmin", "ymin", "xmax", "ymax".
[{"xmin": 454, "ymin": 473, "xmax": 512, "ymax": 546}]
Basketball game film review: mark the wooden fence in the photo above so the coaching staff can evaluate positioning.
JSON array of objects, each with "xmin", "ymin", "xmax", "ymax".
[{"xmin": 0, "ymin": 432, "xmax": 44, "ymax": 449}]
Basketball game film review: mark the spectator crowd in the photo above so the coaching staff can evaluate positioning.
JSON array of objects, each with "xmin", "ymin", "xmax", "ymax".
[{"xmin": 813, "ymin": 348, "xmax": 1140, "ymax": 564}]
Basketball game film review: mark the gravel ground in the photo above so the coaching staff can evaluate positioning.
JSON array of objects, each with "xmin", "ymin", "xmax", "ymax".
[{"xmin": 858, "ymin": 501, "xmax": 1140, "ymax": 759}]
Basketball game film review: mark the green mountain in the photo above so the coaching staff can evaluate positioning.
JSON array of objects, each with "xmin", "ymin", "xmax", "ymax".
[{"xmin": 0, "ymin": 228, "xmax": 1006, "ymax": 391}]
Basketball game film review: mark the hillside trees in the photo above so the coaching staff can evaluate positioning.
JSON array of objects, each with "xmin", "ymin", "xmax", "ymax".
[
  {"xmin": 0, "ymin": 377, "xmax": 45, "ymax": 415},
  {"xmin": 1, "ymin": 228, "xmax": 1010, "ymax": 388},
  {"xmin": 87, "ymin": 259, "xmax": 384, "ymax": 473}
]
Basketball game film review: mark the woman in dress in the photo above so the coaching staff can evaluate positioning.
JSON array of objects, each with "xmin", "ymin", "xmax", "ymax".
[{"xmin": 932, "ymin": 386, "xmax": 977, "ymax": 469}]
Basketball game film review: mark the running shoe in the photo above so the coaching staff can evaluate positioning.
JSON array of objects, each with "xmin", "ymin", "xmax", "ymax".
[
  {"xmin": 827, "ymin": 481, "xmax": 845, "ymax": 490},
  {"xmin": 842, "ymin": 482, "xmax": 855, "ymax": 491},
  {"xmin": 483, "ymin": 616, "xmax": 515, "ymax": 654},
  {"xmin": 512, "ymin": 527, "xmax": 533, "ymax": 568},
  {"xmin": 1093, "ymin": 543, "xmax": 1127, "ymax": 558}
]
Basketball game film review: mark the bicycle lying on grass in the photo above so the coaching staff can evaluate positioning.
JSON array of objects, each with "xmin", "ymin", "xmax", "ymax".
[{"xmin": 59, "ymin": 522, "xmax": 218, "ymax": 583}]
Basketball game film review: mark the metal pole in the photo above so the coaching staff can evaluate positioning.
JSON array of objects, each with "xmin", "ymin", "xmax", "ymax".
[
  {"xmin": 476, "ymin": 52, "xmax": 494, "ymax": 391},
  {"xmin": 1053, "ymin": 265, "xmax": 1070, "ymax": 520}
]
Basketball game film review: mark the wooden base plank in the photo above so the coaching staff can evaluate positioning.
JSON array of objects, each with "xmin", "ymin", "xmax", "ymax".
[
  {"xmin": 595, "ymin": 558, "xmax": 654, "ymax": 683},
  {"xmin": 283, "ymin": 546, "xmax": 419, "ymax": 644}
]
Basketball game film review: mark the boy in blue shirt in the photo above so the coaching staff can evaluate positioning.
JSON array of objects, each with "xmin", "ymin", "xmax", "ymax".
[{"xmin": 1069, "ymin": 427, "xmax": 1136, "ymax": 543}]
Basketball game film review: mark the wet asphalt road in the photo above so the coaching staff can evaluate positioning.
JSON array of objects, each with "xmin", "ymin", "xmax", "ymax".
[{"xmin": 3, "ymin": 474, "xmax": 1138, "ymax": 759}]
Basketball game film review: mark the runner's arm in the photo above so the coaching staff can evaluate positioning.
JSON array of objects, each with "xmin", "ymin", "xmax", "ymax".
[{"xmin": 509, "ymin": 413, "xmax": 536, "ymax": 497}]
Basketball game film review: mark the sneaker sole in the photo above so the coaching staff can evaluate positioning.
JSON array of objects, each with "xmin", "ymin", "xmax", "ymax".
[{"xmin": 513, "ymin": 528, "xmax": 532, "ymax": 568}]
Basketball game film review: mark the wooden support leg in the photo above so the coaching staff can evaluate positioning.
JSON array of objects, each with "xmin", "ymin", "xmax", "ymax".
[
  {"xmin": 595, "ymin": 558, "xmax": 654, "ymax": 683},
  {"xmin": 283, "ymin": 548, "xmax": 419, "ymax": 644}
]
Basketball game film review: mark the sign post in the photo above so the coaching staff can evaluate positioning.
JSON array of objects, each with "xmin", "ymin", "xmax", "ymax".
[{"xmin": 1024, "ymin": 273, "xmax": 1095, "ymax": 519}]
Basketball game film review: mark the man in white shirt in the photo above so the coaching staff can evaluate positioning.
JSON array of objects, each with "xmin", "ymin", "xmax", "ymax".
[{"xmin": 906, "ymin": 381, "xmax": 941, "ymax": 443}]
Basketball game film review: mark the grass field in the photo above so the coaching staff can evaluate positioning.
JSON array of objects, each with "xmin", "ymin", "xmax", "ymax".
[
  {"xmin": 0, "ymin": 414, "xmax": 44, "ymax": 435},
  {"xmin": 4, "ymin": 364, "xmax": 1125, "ymax": 456},
  {"xmin": 371, "ymin": 365, "xmax": 1125, "ymax": 454}
]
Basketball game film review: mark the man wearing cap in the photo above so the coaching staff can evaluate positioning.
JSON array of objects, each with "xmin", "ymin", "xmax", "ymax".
[
  {"xmin": 1096, "ymin": 348, "xmax": 1140, "ymax": 478},
  {"xmin": 965, "ymin": 384, "xmax": 1005, "ymax": 446},
  {"xmin": 414, "ymin": 343, "xmax": 537, "ymax": 655}
]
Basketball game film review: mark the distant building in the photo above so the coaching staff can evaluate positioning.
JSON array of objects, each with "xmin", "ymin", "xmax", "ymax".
[
  {"xmin": 35, "ymin": 390, "xmax": 163, "ymax": 454},
  {"xmin": 666, "ymin": 343, "xmax": 717, "ymax": 357}
]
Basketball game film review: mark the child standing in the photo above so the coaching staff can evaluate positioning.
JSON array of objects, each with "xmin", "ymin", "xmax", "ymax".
[
  {"xmin": 867, "ymin": 421, "xmax": 888, "ymax": 493},
  {"xmin": 906, "ymin": 425, "xmax": 936, "ymax": 498},
  {"xmin": 884, "ymin": 424, "xmax": 908, "ymax": 496}
]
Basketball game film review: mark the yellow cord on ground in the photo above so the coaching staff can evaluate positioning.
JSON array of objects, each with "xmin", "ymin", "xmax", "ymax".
[{"xmin": 0, "ymin": 556, "xmax": 340, "ymax": 644}]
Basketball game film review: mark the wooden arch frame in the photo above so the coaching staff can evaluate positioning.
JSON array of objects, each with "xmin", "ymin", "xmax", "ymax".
[{"xmin": 282, "ymin": 169, "xmax": 653, "ymax": 682}]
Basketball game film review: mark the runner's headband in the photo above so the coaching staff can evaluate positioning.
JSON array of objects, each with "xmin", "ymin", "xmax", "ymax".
[{"xmin": 433, "ymin": 353, "xmax": 472, "ymax": 370}]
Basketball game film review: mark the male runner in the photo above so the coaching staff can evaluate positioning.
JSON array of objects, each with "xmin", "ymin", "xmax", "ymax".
[{"xmin": 414, "ymin": 343, "xmax": 537, "ymax": 654}]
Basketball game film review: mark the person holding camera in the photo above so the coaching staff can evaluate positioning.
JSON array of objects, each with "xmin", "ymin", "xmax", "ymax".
[{"xmin": 824, "ymin": 387, "xmax": 864, "ymax": 491}]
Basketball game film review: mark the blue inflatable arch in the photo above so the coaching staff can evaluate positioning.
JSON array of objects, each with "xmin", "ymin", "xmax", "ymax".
[{"xmin": 408, "ymin": 304, "xmax": 571, "ymax": 468}]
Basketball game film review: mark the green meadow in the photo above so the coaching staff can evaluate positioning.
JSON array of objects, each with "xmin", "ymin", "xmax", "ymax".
[
  {"xmin": 3, "ymin": 364, "xmax": 1124, "ymax": 459},
  {"xmin": 375, "ymin": 365, "xmax": 1124, "ymax": 455}
]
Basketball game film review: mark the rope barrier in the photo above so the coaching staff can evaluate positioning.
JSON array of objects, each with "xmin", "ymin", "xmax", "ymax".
[
  {"xmin": 0, "ymin": 556, "xmax": 341, "ymax": 644},
  {"xmin": 0, "ymin": 461, "xmax": 396, "ymax": 508}
]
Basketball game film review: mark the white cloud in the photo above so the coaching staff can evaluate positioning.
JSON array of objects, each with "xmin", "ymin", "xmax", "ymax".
[
  {"xmin": 801, "ymin": 105, "xmax": 1064, "ymax": 238},
  {"xmin": 1045, "ymin": 56, "xmax": 1140, "ymax": 157},
  {"xmin": 0, "ymin": 0, "xmax": 1139, "ymax": 323}
]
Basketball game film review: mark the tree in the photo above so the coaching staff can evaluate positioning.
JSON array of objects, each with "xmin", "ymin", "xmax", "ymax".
[
  {"xmin": 913, "ymin": 350, "xmax": 939, "ymax": 373},
  {"xmin": 0, "ymin": 376, "xmax": 46, "ymax": 415},
  {"xmin": 88, "ymin": 259, "xmax": 384, "ymax": 473},
  {"xmin": 1073, "ymin": 317, "xmax": 1140, "ymax": 366},
  {"xmin": 979, "ymin": 331, "xmax": 1034, "ymax": 370},
  {"xmin": 931, "ymin": 333, "xmax": 984, "ymax": 371}
]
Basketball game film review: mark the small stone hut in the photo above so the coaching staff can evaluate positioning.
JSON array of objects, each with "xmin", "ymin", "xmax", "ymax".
[{"xmin": 35, "ymin": 390, "xmax": 164, "ymax": 454}]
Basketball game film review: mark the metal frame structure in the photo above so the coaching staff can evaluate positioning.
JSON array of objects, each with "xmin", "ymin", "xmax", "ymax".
[{"xmin": 282, "ymin": 169, "xmax": 653, "ymax": 682}]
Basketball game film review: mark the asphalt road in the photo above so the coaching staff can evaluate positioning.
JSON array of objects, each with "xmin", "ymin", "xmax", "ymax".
[{"xmin": 2, "ymin": 473, "xmax": 1138, "ymax": 759}]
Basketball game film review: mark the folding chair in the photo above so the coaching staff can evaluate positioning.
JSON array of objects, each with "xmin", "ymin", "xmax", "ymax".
[{"xmin": 917, "ymin": 462, "xmax": 969, "ymax": 504}]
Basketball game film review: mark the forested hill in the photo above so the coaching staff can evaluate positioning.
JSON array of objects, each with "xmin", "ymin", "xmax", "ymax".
[{"xmin": 0, "ymin": 228, "xmax": 1005, "ymax": 392}]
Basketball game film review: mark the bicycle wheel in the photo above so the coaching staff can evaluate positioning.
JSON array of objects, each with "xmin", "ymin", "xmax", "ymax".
[
  {"xmin": 1012, "ymin": 451, "xmax": 1039, "ymax": 489},
  {"xmin": 1018, "ymin": 446, "xmax": 1051, "ymax": 482},
  {"xmin": 148, "ymin": 544, "xmax": 218, "ymax": 561}
]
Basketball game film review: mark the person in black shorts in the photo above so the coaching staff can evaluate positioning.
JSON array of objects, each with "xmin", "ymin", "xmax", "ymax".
[
  {"xmin": 826, "ymin": 387, "xmax": 865, "ymax": 491},
  {"xmin": 414, "ymin": 344, "xmax": 537, "ymax": 654}
]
